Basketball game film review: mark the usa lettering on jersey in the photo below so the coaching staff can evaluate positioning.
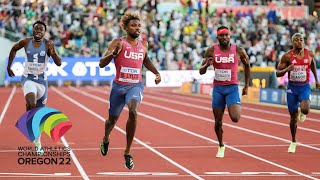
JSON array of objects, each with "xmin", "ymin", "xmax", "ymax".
[
  {"xmin": 124, "ymin": 51, "xmax": 144, "ymax": 60},
  {"xmin": 215, "ymin": 54, "xmax": 235, "ymax": 63}
]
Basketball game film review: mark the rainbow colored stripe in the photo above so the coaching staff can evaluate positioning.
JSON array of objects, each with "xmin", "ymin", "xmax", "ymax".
[{"xmin": 16, "ymin": 107, "xmax": 72, "ymax": 142}]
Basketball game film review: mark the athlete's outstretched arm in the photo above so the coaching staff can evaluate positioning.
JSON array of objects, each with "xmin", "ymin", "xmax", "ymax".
[
  {"xmin": 47, "ymin": 40, "xmax": 62, "ymax": 66},
  {"xmin": 199, "ymin": 46, "xmax": 214, "ymax": 75},
  {"xmin": 142, "ymin": 41, "xmax": 161, "ymax": 84},
  {"xmin": 276, "ymin": 52, "xmax": 293, "ymax": 77},
  {"xmin": 309, "ymin": 51, "xmax": 320, "ymax": 88},
  {"xmin": 7, "ymin": 38, "xmax": 27, "ymax": 77},
  {"xmin": 99, "ymin": 38, "xmax": 121, "ymax": 68},
  {"xmin": 237, "ymin": 46, "xmax": 251, "ymax": 95}
]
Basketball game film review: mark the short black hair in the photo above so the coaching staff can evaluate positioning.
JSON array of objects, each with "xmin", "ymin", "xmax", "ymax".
[
  {"xmin": 33, "ymin": 21, "xmax": 47, "ymax": 31},
  {"xmin": 217, "ymin": 26, "xmax": 229, "ymax": 31}
]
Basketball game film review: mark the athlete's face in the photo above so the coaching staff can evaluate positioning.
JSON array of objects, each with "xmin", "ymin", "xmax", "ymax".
[
  {"xmin": 217, "ymin": 32, "xmax": 230, "ymax": 47},
  {"xmin": 32, "ymin": 24, "xmax": 46, "ymax": 41},
  {"xmin": 126, "ymin": 19, "xmax": 141, "ymax": 39},
  {"xmin": 292, "ymin": 35, "xmax": 304, "ymax": 49}
]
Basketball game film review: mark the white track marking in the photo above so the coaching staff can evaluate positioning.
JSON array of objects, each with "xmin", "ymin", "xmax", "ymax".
[
  {"xmin": 60, "ymin": 137, "xmax": 89, "ymax": 180},
  {"xmin": 0, "ymin": 86, "xmax": 16, "ymax": 125}
]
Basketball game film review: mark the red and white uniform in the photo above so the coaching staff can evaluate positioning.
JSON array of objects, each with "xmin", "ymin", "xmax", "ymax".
[
  {"xmin": 213, "ymin": 44, "xmax": 239, "ymax": 85},
  {"xmin": 288, "ymin": 48, "xmax": 310, "ymax": 84},
  {"xmin": 114, "ymin": 37, "xmax": 145, "ymax": 84}
]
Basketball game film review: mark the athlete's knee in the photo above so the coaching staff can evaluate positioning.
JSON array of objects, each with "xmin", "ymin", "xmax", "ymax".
[
  {"xmin": 300, "ymin": 108, "xmax": 309, "ymax": 115},
  {"xmin": 26, "ymin": 102, "xmax": 36, "ymax": 111},
  {"xmin": 230, "ymin": 114, "xmax": 240, "ymax": 123},
  {"xmin": 128, "ymin": 109, "xmax": 137, "ymax": 120},
  {"xmin": 214, "ymin": 120, "xmax": 223, "ymax": 129},
  {"xmin": 106, "ymin": 117, "xmax": 118, "ymax": 126}
]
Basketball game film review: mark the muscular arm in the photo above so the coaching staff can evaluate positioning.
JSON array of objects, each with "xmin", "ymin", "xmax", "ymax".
[
  {"xmin": 47, "ymin": 40, "xmax": 62, "ymax": 66},
  {"xmin": 309, "ymin": 51, "xmax": 319, "ymax": 84},
  {"xmin": 99, "ymin": 38, "xmax": 120, "ymax": 68},
  {"xmin": 276, "ymin": 52, "xmax": 292, "ymax": 77},
  {"xmin": 7, "ymin": 38, "xmax": 27, "ymax": 69},
  {"xmin": 142, "ymin": 41, "xmax": 159, "ymax": 75},
  {"xmin": 199, "ymin": 46, "xmax": 214, "ymax": 75},
  {"xmin": 237, "ymin": 46, "xmax": 250, "ymax": 87}
]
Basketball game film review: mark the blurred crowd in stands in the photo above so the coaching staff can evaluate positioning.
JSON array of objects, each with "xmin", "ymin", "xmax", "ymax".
[{"xmin": 0, "ymin": 0, "xmax": 319, "ymax": 70}]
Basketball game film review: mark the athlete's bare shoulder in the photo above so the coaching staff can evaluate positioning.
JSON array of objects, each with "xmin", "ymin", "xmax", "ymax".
[
  {"xmin": 308, "ymin": 50, "xmax": 315, "ymax": 59},
  {"xmin": 204, "ymin": 45, "xmax": 214, "ymax": 58},
  {"xmin": 236, "ymin": 45, "xmax": 246, "ymax": 55}
]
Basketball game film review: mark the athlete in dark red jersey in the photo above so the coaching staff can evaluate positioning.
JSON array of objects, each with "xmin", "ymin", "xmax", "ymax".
[
  {"xmin": 277, "ymin": 33, "xmax": 319, "ymax": 153},
  {"xmin": 200, "ymin": 26, "xmax": 250, "ymax": 158},
  {"xmin": 99, "ymin": 12, "xmax": 161, "ymax": 169}
]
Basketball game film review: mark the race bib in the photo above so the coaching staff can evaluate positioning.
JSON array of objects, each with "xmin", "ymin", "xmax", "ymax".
[
  {"xmin": 290, "ymin": 66, "xmax": 306, "ymax": 82},
  {"xmin": 214, "ymin": 69, "xmax": 231, "ymax": 81},
  {"xmin": 25, "ymin": 62, "xmax": 45, "ymax": 75},
  {"xmin": 118, "ymin": 66, "xmax": 140, "ymax": 83}
]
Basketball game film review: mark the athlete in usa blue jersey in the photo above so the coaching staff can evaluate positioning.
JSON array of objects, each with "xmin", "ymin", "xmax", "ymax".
[{"xmin": 7, "ymin": 21, "xmax": 62, "ymax": 155}]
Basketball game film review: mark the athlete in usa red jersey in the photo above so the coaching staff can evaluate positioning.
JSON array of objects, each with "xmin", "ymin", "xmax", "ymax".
[
  {"xmin": 277, "ymin": 33, "xmax": 319, "ymax": 153},
  {"xmin": 199, "ymin": 26, "xmax": 250, "ymax": 158},
  {"xmin": 99, "ymin": 12, "xmax": 161, "ymax": 169}
]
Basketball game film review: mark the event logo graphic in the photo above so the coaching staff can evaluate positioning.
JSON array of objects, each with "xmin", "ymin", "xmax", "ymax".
[{"xmin": 15, "ymin": 107, "xmax": 72, "ymax": 142}]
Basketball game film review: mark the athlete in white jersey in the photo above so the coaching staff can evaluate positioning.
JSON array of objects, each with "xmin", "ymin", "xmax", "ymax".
[{"xmin": 7, "ymin": 21, "xmax": 62, "ymax": 155}]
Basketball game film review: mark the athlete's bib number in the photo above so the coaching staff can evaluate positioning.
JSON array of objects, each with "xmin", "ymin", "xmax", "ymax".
[
  {"xmin": 26, "ymin": 62, "xmax": 45, "ymax": 75},
  {"xmin": 214, "ymin": 69, "xmax": 231, "ymax": 81},
  {"xmin": 118, "ymin": 67, "xmax": 140, "ymax": 83},
  {"xmin": 290, "ymin": 66, "xmax": 306, "ymax": 82}
]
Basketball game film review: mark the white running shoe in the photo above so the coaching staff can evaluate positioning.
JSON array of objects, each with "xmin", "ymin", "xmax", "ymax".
[
  {"xmin": 298, "ymin": 112, "xmax": 306, "ymax": 123},
  {"xmin": 288, "ymin": 142, "xmax": 297, "ymax": 153},
  {"xmin": 216, "ymin": 146, "xmax": 225, "ymax": 158}
]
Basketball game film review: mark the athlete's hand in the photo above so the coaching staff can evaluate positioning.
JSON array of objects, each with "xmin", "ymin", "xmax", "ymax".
[
  {"xmin": 287, "ymin": 64, "xmax": 294, "ymax": 72},
  {"xmin": 48, "ymin": 41, "xmax": 56, "ymax": 55},
  {"xmin": 242, "ymin": 86, "xmax": 248, "ymax": 96},
  {"xmin": 7, "ymin": 67, "xmax": 15, "ymax": 77},
  {"xmin": 112, "ymin": 42, "xmax": 122, "ymax": 56},
  {"xmin": 205, "ymin": 57, "xmax": 213, "ymax": 67},
  {"xmin": 155, "ymin": 74, "xmax": 161, "ymax": 85},
  {"xmin": 316, "ymin": 81, "xmax": 320, "ymax": 88}
]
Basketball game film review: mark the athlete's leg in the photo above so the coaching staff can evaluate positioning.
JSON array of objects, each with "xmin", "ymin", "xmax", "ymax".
[
  {"xmin": 103, "ymin": 115, "xmax": 120, "ymax": 144},
  {"xmin": 124, "ymin": 85, "xmax": 143, "ymax": 155},
  {"xmin": 287, "ymin": 84, "xmax": 299, "ymax": 153},
  {"xmin": 212, "ymin": 86, "xmax": 226, "ymax": 148},
  {"xmin": 23, "ymin": 80, "xmax": 37, "ymax": 111},
  {"xmin": 101, "ymin": 83, "xmax": 125, "ymax": 156},
  {"xmin": 122, "ymin": 84, "xmax": 143, "ymax": 169},
  {"xmin": 226, "ymin": 85, "xmax": 241, "ymax": 123},
  {"xmin": 23, "ymin": 80, "xmax": 43, "ymax": 154},
  {"xmin": 125, "ymin": 99, "xmax": 139, "ymax": 155},
  {"xmin": 298, "ymin": 84, "xmax": 311, "ymax": 122}
]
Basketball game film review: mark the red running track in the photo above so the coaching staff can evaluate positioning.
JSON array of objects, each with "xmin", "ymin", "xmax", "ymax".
[{"xmin": 0, "ymin": 86, "xmax": 319, "ymax": 179}]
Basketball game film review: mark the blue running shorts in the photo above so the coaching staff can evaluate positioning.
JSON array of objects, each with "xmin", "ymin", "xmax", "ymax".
[
  {"xmin": 109, "ymin": 81, "xmax": 144, "ymax": 116},
  {"xmin": 286, "ymin": 83, "xmax": 311, "ymax": 113},
  {"xmin": 212, "ymin": 84, "xmax": 241, "ymax": 109}
]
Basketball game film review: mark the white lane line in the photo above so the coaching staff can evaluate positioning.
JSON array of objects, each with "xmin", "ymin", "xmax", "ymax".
[
  {"xmin": 60, "ymin": 137, "xmax": 89, "ymax": 180},
  {"xmin": 0, "ymin": 86, "xmax": 16, "ymax": 125},
  {"xmin": 96, "ymin": 172, "xmax": 179, "ymax": 176},
  {"xmin": 53, "ymin": 87, "xmax": 204, "ymax": 180},
  {"xmin": 0, "ymin": 172, "xmax": 71, "ymax": 176},
  {"xmin": 88, "ymin": 87, "xmax": 320, "ymax": 151},
  {"xmin": 74, "ymin": 87, "xmax": 318, "ymax": 180}
]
